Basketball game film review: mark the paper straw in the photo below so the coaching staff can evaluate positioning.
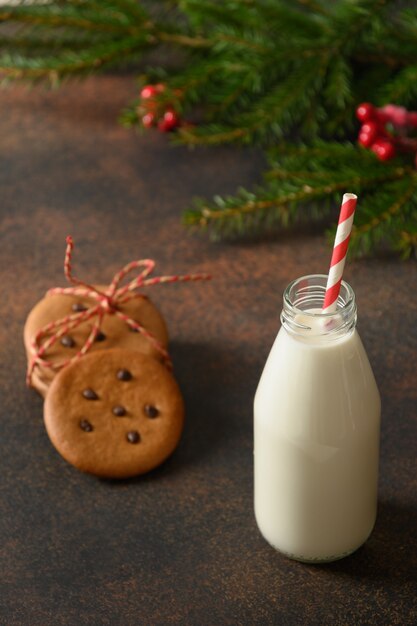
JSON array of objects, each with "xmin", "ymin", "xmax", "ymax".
[{"xmin": 322, "ymin": 193, "xmax": 357, "ymax": 313}]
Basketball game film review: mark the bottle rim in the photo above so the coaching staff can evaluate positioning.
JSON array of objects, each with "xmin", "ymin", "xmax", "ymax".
[
  {"xmin": 283, "ymin": 274, "xmax": 355, "ymax": 317},
  {"xmin": 281, "ymin": 274, "xmax": 357, "ymax": 338}
]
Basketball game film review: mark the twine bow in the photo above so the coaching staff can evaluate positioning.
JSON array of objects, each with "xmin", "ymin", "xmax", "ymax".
[{"xmin": 27, "ymin": 236, "xmax": 211, "ymax": 385}]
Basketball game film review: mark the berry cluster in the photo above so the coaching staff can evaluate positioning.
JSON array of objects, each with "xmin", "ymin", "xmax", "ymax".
[
  {"xmin": 138, "ymin": 84, "xmax": 181, "ymax": 132},
  {"xmin": 356, "ymin": 103, "xmax": 417, "ymax": 162}
]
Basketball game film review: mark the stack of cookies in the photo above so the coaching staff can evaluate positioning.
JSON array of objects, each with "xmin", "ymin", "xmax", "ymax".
[
  {"xmin": 24, "ymin": 286, "xmax": 170, "ymax": 397},
  {"xmin": 23, "ymin": 240, "xmax": 206, "ymax": 479}
]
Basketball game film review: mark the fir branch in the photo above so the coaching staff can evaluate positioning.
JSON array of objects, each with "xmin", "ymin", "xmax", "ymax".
[
  {"xmin": 0, "ymin": 32, "xmax": 96, "ymax": 52},
  {"xmin": 0, "ymin": 13, "xmax": 127, "ymax": 35},
  {"xmin": 348, "ymin": 176, "xmax": 417, "ymax": 256},
  {"xmin": 293, "ymin": 0, "xmax": 330, "ymax": 17},
  {"xmin": 0, "ymin": 0, "xmax": 416, "ymax": 257},
  {"xmin": 183, "ymin": 142, "xmax": 414, "ymax": 253},
  {"xmin": 179, "ymin": 0, "xmax": 265, "ymax": 31},
  {"xmin": 397, "ymin": 228, "xmax": 417, "ymax": 259},
  {"xmin": 380, "ymin": 64, "xmax": 417, "ymax": 106},
  {"xmin": 353, "ymin": 179, "xmax": 417, "ymax": 236},
  {"xmin": 154, "ymin": 30, "xmax": 210, "ymax": 48},
  {"xmin": 176, "ymin": 57, "xmax": 328, "ymax": 145},
  {"xmin": 0, "ymin": 36, "xmax": 147, "ymax": 79},
  {"xmin": 184, "ymin": 169, "xmax": 408, "ymax": 228},
  {"xmin": 0, "ymin": 4, "xmax": 142, "ymax": 34}
]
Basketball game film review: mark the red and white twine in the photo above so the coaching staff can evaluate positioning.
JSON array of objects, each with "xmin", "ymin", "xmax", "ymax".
[
  {"xmin": 322, "ymin": 193, "xmax": 357, "ymax": 314},
  {"xmin": 27, "ymin": 236, "xmax": 211, "ymax": 385}
]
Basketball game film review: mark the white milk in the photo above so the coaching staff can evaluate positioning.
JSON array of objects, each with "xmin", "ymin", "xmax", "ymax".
[{"xmin": 254, "ymin": 279, "xmax": 381, "ymax": 562}]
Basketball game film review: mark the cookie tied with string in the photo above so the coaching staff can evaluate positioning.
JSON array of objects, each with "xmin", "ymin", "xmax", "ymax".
[
  {"xmin": 24, "ymin": 236, "xmax": 210, "ymax": 397},
  {"xmin": 24, "ymin": 285, "xmax": 169, "ymax": 397}
]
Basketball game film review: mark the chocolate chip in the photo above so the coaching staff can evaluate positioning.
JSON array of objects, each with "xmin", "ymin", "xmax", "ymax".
[
  {"xmin": 95, "ymin": 331, "xmax": 106, "ymax": 342},
  {"xmin": 82, "ymin": 388, "xmax": 98, "ymax": 400},
  {"xmin": 80, "ymin": 419, "xmax": 93, "ymax": 432},
  {"xmin": 112, "ymin": 405, "xmax": 126, "ymax": 417},
  {"xmin": 117, "ymin": 369, "xmax": 132, "ymax": 381},
  {"xmin": 72, "ymin": 302, "xmax": 87, "ymax": 312},
  {"xmin": 126, "ymin": 431, "xmax": 140, "ymax": 444},
  {"xmin": 144, "ymin": 404, "xmax": 159, "ymax": 418},
  {"xmin": 60, "ymin": 335, "xmax": 75, "ymax": 348}
]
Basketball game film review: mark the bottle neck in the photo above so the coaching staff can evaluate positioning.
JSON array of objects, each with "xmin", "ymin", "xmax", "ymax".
[{"xmin": 280, "ymin": 275, "xmax": 357, "ymax": 341}]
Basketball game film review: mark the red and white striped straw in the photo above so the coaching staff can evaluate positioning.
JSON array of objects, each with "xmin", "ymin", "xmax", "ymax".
[{"xmin": 322, "ymin": 193, "xmax": 357, "ymax": 314}]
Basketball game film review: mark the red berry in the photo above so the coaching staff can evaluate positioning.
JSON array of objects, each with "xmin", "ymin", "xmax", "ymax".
[
  {"xmin": 380, "ymin": 104, "xmax": 397, "ymax": 116},
  {"xmin": 361, "ymin": 121, "xmax": 379, "ymax": 135},
  {"xmin": 361, "ymin": 122, "xmax": 380, "ymax": 143},
  {"xmin": 392, "ymin": 106, "xmax": 408, "ymax": 127},
  {"xmin": 158, "ymin": 109, "xmax": 180, "ymax": 132},
  {"xmin": 407, "ymin": 112, "xmax": 417, "ymax": 127},
  {"xmin": 141, "ymin": 83, "xmax": 165, "ymax": 99},
  {"xmin": 358, "ymin": 120, "xmax": 384, "ymax": 147},
  {"xmin": 356, "ymin": 103, "xmax": 375, "ymax": 123},
  {"xmin": 358, "ymin": 131, "xmax": 373, "ymax": 148},
  {"xmin": 371, "ymin": 139, "xmax": 396, "ymax": 161},
  {"xmin": 140, "ymin": 85, "xmax": 158, "ymax": 100},
  {"xmin": 376, "ymin": 106, "xmax": 392, "ymax": 124},
  {"xmin": 142, "ymin": 112, "xmax": 156, "ymax": 128},
  {"xmin": 379, "ymin": 104, "xmax": 408, "ymax": 127}
]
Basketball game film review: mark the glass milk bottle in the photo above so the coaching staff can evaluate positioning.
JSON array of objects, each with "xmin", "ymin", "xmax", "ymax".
[{"xmin": 254, "ymin": 275, "xmax": 381, "ymax": 562}]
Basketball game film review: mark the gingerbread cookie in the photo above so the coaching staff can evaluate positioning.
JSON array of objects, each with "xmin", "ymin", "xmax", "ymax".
[
  {"xmin": 29, "ymin": 367, "xmax": 51, "ymax": 399},
  {"xmin": 24, "ymin": 285, "xmax": 169, "ymax": 396},
  {"xmin": 43, "ymin": 348, "xmax": 184, "ymax": 478}
]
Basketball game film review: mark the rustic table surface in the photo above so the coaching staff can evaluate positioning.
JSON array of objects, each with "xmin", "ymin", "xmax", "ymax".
[{"xmin": 0, "ymin": 76, "xmax": 416, "ymax": 626}]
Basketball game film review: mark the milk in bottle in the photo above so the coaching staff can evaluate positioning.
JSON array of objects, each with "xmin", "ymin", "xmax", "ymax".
[{"xmin": 254, "ymin": 275, "xmax": 381, "ymax": 562}]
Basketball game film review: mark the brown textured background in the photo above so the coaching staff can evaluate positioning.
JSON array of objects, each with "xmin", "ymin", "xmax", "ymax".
[{"xmin": 0, "ymin": 76, "xmax": 416, "ymax": 626}]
